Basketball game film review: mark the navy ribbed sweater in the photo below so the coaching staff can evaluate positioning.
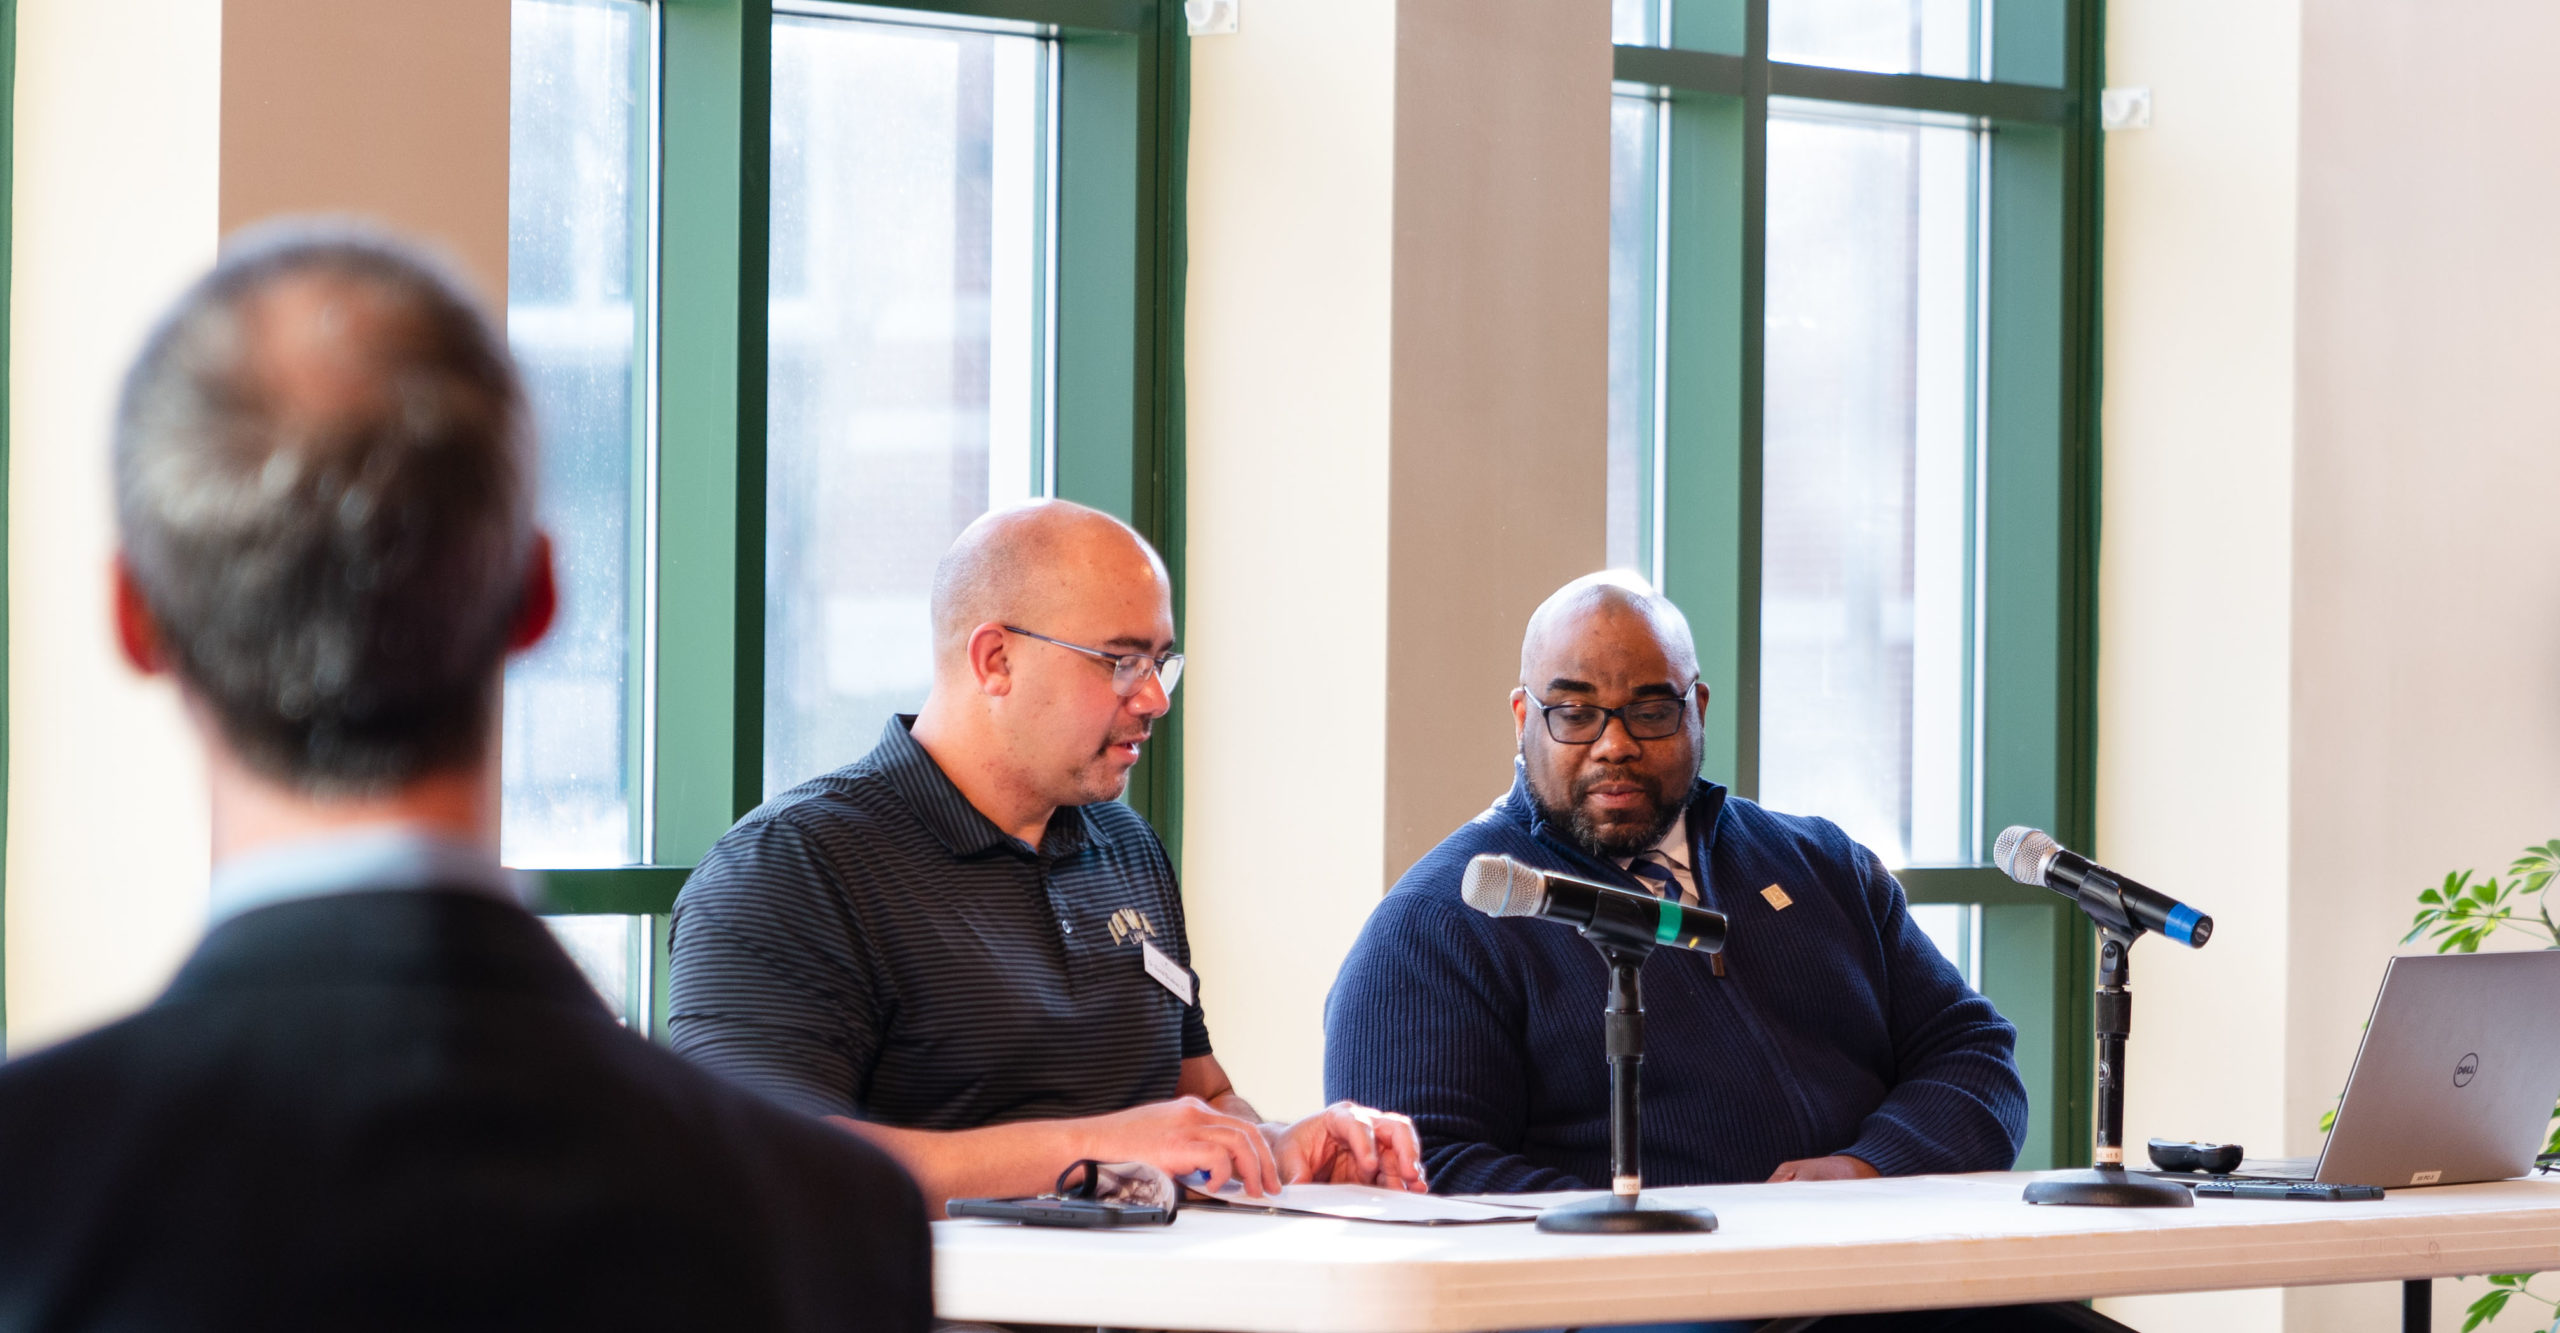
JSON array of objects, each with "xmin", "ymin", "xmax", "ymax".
[{"xmin": 1324, "ymin": 771, "xmax": 2028, "ymax": 1194}]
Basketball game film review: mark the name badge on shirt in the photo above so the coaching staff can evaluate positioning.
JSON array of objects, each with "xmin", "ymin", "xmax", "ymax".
[{"xmin": 1141, "ymin": 938, "xmax": 1194, "ymax": 1006}]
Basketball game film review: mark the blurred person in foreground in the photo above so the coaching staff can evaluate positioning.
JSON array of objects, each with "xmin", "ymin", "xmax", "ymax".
[
  {"xmin": 669, "ymin": 498, "xmax": 1423, "ymax": 1212},
  {"xmin": 0, "ymin": 223, "xmax": 929, "ymax": 1333}
]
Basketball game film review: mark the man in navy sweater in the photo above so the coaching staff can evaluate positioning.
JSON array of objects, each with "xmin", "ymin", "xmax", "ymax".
[{"xmin": 1326, "ymin": 572, "xmax": 2029, "ymax": 1195}]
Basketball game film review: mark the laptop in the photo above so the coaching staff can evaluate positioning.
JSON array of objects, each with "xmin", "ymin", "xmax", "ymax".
[{"xmin": 2233, "ymin": 950, "xmax": 2560, "ymax": 1188}]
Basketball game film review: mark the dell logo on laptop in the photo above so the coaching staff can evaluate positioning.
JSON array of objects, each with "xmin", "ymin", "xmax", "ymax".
[{"xmin": 2454, "ymin": 1053, "xmax": 2479, "ymax": 1087}]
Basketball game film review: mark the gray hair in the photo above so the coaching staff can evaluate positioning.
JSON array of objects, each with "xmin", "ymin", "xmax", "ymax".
[{"xmin": 114, "ymin": 221, "xmax": 535, "ymax": 794}]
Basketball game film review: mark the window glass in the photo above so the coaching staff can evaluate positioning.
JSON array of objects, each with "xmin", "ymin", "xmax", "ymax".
[
  {"xmin": 1607, "ymin": 92, "xmax": 1662, "ymax": 580},
  {"xmin": 1758, "ymin": 112, "xmax": 1977, "ymax": 868},
  {"xmin": 548, "ymin": 913, "xmax": 653, "ymax": 1027},
  {"xmin": 1770, "ymin": 0, "xmax": 1982, "ymax": 78},
  {"xmin": 504, "ymin": 0, "xmax": 649, "ymax": 869},
  {"xmin": 1612, "ymin": 0, "xmax": 1659, "ymax": 46},
  {"xmin": 765, "ymin": 12, "xmax": 1050, "ymax": 797},
  {"xmin": 1909, "ymin": 902, "xmax": 1979, "ymax": 988}
]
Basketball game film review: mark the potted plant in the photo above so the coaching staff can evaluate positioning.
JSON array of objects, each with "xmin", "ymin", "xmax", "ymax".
[{"xmin": 2386, "ymin": 841, "xmax": 2560, "ymax": 1332}]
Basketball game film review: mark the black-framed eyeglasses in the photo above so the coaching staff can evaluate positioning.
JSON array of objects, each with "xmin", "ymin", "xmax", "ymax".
[
  {"xmin": 1522, "ymin": 687, "xmax": 1694, "ymax": 744},
  {"xmin": 1004, "ymin": 626, "xmax": 1184, "ymax": 698}
]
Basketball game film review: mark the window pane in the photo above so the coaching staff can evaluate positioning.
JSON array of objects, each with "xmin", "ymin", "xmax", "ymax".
[
  {"xmin": 504, "ymin": 0, "xmax": 648, "ymax": 868},
  {"xmin": 1606, "ymin": 93, "xmax": 1661, "ymax": 580},
  {"xmin": 546, "ymin": 914, "xmax": 652, "ymax": 1027},
  {"xmin": 1909, "ymin": 902, "xmax": 1979, "ymax": 988},
  {"xmin": 1759, "ymin": 113, "xmax": 1976, "ymax": 868},
  {"xmin": 1769, "ymin": 0, "xmax": 1982, "ymax": 78},
  {"xmin": 765, "ymin": 15, "xmax": 1049, "ymax": 797},
  {"xmin": 1612, "ymin": 0, "xmax": 1658, "ymax": 46}
]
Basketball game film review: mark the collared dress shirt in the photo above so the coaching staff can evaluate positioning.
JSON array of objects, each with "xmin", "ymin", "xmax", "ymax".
[
  {"xmin": 668, "ymin": 716, "xmax": 1210, "ymax": 1128},
  {"xmin": 208, "ymin": 825, "xmax": 529, "ymax": 924},
  {"xmin": 1617, "ymin": 810, "xmax": 1699, "ymax": 905}
]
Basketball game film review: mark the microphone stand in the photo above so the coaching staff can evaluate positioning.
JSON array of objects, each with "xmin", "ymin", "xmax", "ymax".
[
  {"xmin": 2023, "ymin": 924, "xmax": 2191, "ymax": 1207},
  {"xmin": 1537, "ymin": 938, "xmax": 1719, "ymax": 1234}
]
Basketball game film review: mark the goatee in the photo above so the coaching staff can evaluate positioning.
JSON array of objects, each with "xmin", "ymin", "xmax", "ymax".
[{"xmin": 1531, "ymin": 776, "xmax": 1684, "ymax": 861}]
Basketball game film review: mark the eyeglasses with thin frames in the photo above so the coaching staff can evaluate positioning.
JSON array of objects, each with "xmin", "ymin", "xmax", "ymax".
[
  {"xmin": 1522, "ymin": 687, "xmax": 1694, "ymax": 745},
  {"xmin": 1004, "ymin": 626, "xmax": 1185, "ymax": 699}
]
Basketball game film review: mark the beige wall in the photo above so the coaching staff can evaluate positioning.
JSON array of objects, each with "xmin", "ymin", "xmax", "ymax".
[
  {"xmin": 2090, "ymin": 0, "xmax": 2300, "ymax": 1326},
  {"xmin": 2285, "ymin": 2, "xmax": 2560, "ymax": 1329},
  {"xmin": 1180, "ymin": 0, "xmax": 1400, "ymax": 1114},
  {"xmin": 2098, "ymin": 3, "xmax": 2560, "ymax": 1331},
  {"xmin": 6, "ymin": 0, "xmax": 224, "ymax": 1053},
  {"xmin": 1181, "ymin": 0, "xmax": 1614, "ymax": 1113},
  {"xmin": 6, "ymin": 0, "xmax": 512, "ymax": 1052},
  {"xmin": 220, "ymin": 0, "xmax": 511, "ymax": 301},
  {"xmin": 1381, "ymin": 0, "xmax": 1613, "ymax": 880}
]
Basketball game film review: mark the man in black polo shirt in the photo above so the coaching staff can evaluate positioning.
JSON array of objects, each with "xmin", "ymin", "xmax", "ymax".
[{"xmin": 670, "ymin": 499, "xmax": 1422, "ymax": 1209}]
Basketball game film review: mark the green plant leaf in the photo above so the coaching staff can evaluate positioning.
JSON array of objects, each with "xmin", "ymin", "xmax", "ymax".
[{"xmin": 2466, "ymin": 1289, "xmax": 2512, "ymax": 1331}]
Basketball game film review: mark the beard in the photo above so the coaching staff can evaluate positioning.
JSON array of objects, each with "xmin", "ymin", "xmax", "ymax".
[
  {"xmin": 1527, "ymin": 761, "xmax": 1684, "ymax": 860},
  {"xmin": 1064, "ymin": 722, "xmax": 1153, "ymax": 805}
]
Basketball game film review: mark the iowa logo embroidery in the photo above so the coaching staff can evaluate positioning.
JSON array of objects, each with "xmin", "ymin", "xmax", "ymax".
[{"xmin": 1108, "ymin": 907, "xmax": 1157, "ymax": 945}]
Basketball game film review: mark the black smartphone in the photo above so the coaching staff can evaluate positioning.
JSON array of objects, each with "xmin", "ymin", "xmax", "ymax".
[
  {"xmin": 946, "ymin": 1197, "xmax": 1176, "ymax": 1227},
  {"xmin": 2191, "ymin": 1180, "xmax": 2385, "ymax": 1202}
]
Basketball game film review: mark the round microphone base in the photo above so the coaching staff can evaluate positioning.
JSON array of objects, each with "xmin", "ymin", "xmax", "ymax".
[
  {"xmin": 2023, "ymin": 1166, "xmax": 2193, "ymax": 1208},
  {"xmin": 1536, "ymin": 1193, "xmax": 1720, "ymax": 1234}
]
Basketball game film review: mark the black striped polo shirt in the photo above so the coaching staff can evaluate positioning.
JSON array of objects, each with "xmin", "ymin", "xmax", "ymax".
[{"xmin": 666, "ymin": 716, "xmax": 1210, "ymax": 1129}]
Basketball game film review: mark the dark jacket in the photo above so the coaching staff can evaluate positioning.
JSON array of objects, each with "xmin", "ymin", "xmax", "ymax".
[
  {"xmin": 1325, "ymin": 771, "xmax": 2028, "ymax": 1194},
  {"xmin": 0, "ymin": 889, "xmax": 931, "ymax": 1333}
]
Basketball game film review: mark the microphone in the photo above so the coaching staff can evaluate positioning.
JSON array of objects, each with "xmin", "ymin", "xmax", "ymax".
[
  {"xmin": 1992, "ymin": 827, "xmax": 2213, "ymax": 948},
  {"xmin": 1461, "ymin": 853, "xmax": 1728, "ymax": 954}
]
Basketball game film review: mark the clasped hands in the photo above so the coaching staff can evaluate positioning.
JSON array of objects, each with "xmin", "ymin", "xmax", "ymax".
[
  {"xmin": 1766, "ymin": 1153, "xmax": 1877, "ymax": 1182},
  {"xmin": 1088, "ymin": 1096, "xmax": 1426, "ymax": 1197}
]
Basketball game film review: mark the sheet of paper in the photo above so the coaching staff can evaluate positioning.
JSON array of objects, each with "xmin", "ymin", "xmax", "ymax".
[{"xmin": 1190, "ymin": 1182, "xmax": 1542, "ymax": 1224}]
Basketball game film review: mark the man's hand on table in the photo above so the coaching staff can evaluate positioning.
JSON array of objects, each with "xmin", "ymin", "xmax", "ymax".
[
  {"xmin": 1267, "ymin": 1100, "xmax": 1429, "ymax": 1192},
  {"xmin": 1767, "ymin": 1154, "xmax": 1878, "ymax": 1183},
  {"xmin": 1085, "ymin": 1096, "xmax": 1284, "ymax": 1196}
]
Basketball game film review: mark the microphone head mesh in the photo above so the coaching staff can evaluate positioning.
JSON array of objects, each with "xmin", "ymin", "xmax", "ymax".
[
  {"xmin": 1460, "ymin": 854, "xmax": 1541, "ymax": 918},
  {"xmin": 1992, "ymin": 826, "xmax": 2063, "ymax": 887}
]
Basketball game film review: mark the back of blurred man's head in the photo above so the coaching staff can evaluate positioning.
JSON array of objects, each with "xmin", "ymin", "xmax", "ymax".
[{"xmin": 114, "ymin": 223, "xmax": 534, "ymax": 796}]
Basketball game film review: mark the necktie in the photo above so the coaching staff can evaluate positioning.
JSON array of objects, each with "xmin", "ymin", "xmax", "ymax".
[
  {"xmin": 1629, "ymin": 852, "xmax": 1684, "ymax": 902},
  {"xmin": 1630, "ymin": 849, "xmax": 1726, "ymax": 976}
]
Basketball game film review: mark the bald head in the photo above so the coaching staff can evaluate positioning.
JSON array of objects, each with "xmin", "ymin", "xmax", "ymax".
[
  {"xmin": 1520, "ymin": 571, "xmax": 1699, "ymax": 686},
  {"xmin": 1512, "ymin": 572, "xmax": 1708, "ymax": 859},
  {"xmin": 930, "ymin": 499, "xmax": 1169, "ymax": 667}
]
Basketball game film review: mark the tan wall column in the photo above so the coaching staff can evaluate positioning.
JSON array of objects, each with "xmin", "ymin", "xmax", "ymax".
[
  {"xmin": 8, "ymin": 0, "xmax": 512, "ymax": 1052},
  {"xmin": 1181, "ymin": 0, "xmax": 1400, "ymax": 1112},
  {"xmin": 2090, "ymin": 0, "xmax": 2301, "ymax": 1327},
  {"xmin": 1382, "ymin": 0, "xmax": 1613, "ymax": 881},
  {"xmin": 220, "ymin": 0, "xmax": 511, "ymax": 300},
  {"xmin": 1182, "ymin": 0, "xmax": 1613, "ymax": 1112},
  {"xmin": 7, "ymin": 0, "xmax": 223, "ymax": 1053},
  {"xmin": 2285, "ymin": 3, "xmax": 2560, "ymax": 1330},
  {"xmin": 2098, "ymin": 4, "xmax": 2560, "ymax": 1331}
]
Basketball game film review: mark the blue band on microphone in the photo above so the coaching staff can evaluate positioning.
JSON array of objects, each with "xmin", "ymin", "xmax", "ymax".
[
  {"xmin": 1656, "ymin": 899, "xmax": 1680, "ymax": 945},
  {"xmin": 2164, "ymin": 903, "xmax": 2201, "ymax": 946}
]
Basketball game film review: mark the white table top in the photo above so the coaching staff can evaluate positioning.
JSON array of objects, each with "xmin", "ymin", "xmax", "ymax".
[{"xmin": 930, "ymin": 1171, "xmax": 2560, "ymax": 1331}]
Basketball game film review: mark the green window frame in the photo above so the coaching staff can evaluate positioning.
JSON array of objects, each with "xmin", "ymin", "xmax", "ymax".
[
  {"xmin": 525, "ymin": 0, "xmax": 1191, "ymax": 1028},
  {"xmin": 1616, "ymin": 0, "xmax": 2103, "ymax": 1170}
]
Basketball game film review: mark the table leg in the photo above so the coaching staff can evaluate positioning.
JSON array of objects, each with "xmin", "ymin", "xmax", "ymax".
[{"xmin": 2404, "ymin": 1278, "xmax": 2431, "ymax": 1333}]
